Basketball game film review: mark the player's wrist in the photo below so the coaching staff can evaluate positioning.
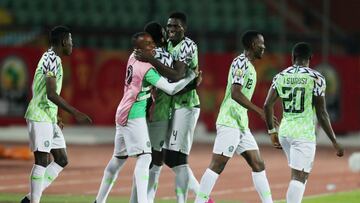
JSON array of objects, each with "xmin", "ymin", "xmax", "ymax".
[{"xmin": 267, "ymin": 128, "xmax": 277, "ymax": 134}]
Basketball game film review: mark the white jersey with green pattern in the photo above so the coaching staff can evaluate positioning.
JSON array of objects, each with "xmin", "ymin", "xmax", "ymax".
[
  {"xmin": 272, "ymin": 65, "xmax": 326, "ymax": 142},
  {"xmin": 216, "ymin": 54, "xmax": 257, "ymax": 131},
  {"xmin": 151, "ymin": 47, "xmax": 174, "ymax": 122},
  {"xmin": 25, "ymin": 49, "xmax": 63, "ymax": 123},
  {"xmin": 167, "ymin": 37, "xmax": 200, "ymax": 109}
]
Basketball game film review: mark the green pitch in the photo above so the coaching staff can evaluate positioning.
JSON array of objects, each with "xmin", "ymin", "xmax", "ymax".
[{"xmin": 0, "ymin": 190, "xmax": 359, "ymax": 203}]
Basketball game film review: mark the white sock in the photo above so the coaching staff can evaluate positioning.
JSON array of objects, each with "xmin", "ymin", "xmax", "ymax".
[
  {"xmin": 147, "ymin": 165, "xmax": 163, "ymax": 203},
  {"xmin": 188, "ymin": 167, "xmax": 200, "ymax": 195},
  {"xmin": 252, "ymin": 171, "xmax": 273, "ymax": 203},
  {"xmin": 134, "ymin": 154, "xmax": 152, "ymax": 203},
  {"xmin": 26, "ymin": 161, "xmax": 63, "ymax": 199},
  {"xmin": 130, "ymin": 177, "xmax": 138, "ymax": 203},
  {"xmin": 95, "ymin": 157, "xmax": 127, "ymax": 203},
  {"xmin": 172, "ymin": 164, "xmax": 191, "ymax": 203},
  {"xmin": 30, "ymin": 164, "xmax": 46, "ymax": 203},
  {"xmin": 286, "ymin": 180, "xmax": 305, "ymax": 203},
  {"xmin": 194, "ymin": 168, "xmax": 219, "ymax": 203}
]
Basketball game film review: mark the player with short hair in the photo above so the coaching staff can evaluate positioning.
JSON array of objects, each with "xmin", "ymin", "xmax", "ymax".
[
  {"xmin": 134, "ymin": 12, "xmax": 202, "ymax": 203},
  {"xmin": 195, "ymin": 30, "xmax": 274, "ymax": 203},
  {"xmin": 21, "ymin": 25, "xmax": 92, "ymax": 203},
  {"xmin": 264, "ymin": 42, "xmax": 344, "ymax": 203},
  {"xmin": 94, "ymin": 32, "xmax": 197, "ymax": 203}
]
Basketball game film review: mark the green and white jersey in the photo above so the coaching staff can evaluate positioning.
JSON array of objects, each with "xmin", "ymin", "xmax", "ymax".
[
  {"xmin": 25, "ymin": 49, "xmax": 63, "ymax": 123},
  {"xmin": 272, "ymin": 65, "xmax": 326, "ymax": 142},
  {"xmin": 151, "ymin": 47, "xmax": 174, "ymax": 122},
  {"xmin": 168, "ymin": 37, "xmax": 200, "ymax": 109},
  {"xmin": 128, "ymin": 68, "xmax": 161, "ymax": 120},
  {"xmin": 216, "ymin": 54, "xmax": 257, "ymax": 131}
]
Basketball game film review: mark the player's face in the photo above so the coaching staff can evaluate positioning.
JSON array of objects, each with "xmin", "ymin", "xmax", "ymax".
[
  {"xmin": 252, "ymin": 34, "xmax": 265, "ymax": 59},
  {"xmin": 166, "ymin": 18, "xmax": 185, "ymax": 43},
  {"xmin": 137, "ymin": 34, "xmax": 155, "ymax": 54},
  {"xmin": 63, "ymin": 33, "xmax": 73, "ymax": 56}
]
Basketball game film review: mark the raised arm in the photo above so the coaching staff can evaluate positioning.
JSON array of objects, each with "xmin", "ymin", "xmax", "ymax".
[
  {"xmin": 135, "ymin": 49, "xmax": 186, "ymax": 81},
  {"xmin": 145, "ymin": 68, "xmax": 196, "ymax": 95}
]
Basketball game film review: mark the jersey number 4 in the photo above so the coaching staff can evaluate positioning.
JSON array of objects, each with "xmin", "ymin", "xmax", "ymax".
[{"xmin": 282, "ymin": 87, "xmax": 305, "ymax": 113}]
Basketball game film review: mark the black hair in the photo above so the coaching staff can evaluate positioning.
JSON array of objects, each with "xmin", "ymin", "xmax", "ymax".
[
  {"xmin": 292, "ymin": 42, "xmax": 312, "ymax": 61},
  {"xmin": 241, "ymin": 30, "xmax": 261, "ymax": 50},
  {"xmin": 131, "ymin": 32, "xmax": 149, "ymax": 48},
  {"xmin": 169, "ymin": 11, "xmax": 187, "ymax": 26},
  {"xmin": 50, "ymin": 25, "xmax": 70, "ymax": 46},
  {"xmin": 144, "ymin": 21, "xmax": 163, "ymax": 45}
]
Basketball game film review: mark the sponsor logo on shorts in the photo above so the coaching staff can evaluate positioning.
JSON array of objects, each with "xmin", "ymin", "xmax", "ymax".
[
  {"xmin": 146, "ymin": 141, "xmax": 151, "ymax": 148},
  {"xmin": 44, "ymin": 140, "xmax": 50, "ymax": 147},
  {"xmin": 160, "ymin": 140, "xmax": 164, "ymax": 147},
  {"xmin": 228, "ymin": 146, "xmax": 234, "ymax": 152}
]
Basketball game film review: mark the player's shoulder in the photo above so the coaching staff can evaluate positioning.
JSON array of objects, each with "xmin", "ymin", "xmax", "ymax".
[
  {"xmin": 299, "ymin": 67, "xmax": 325, "ymax": 80},
  {"xmin": 180, "ymin": 37, "xmax": 197, "ymax": 51},
  {"xmin": 42, "ymin": 49, "xmax": 60, "ymax": 62},
  {"xmin": 154, "ymin": 47, "xmax": 173, "ymax": 66},
  {"xmin": 231, "ymin": 53, "xmax": 248, "ymax": 68}
]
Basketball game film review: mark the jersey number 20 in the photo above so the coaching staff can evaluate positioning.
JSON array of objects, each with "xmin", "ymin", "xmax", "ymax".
[{"xmin": 282, "ymin": 87, "xmax": 305, "ymax": 113}]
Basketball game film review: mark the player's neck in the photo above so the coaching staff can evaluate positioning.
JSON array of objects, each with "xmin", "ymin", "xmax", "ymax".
[
  {"xmin": 294, "ymin": 60, "xmax": 309, "ymax": 67},
  {"xmin": 51, "ymin": 46, "xmax": 63, "ymax": 57},
  {"xmin": 244, "ymin": 50, "xmax": 255, "ymax": 62}
]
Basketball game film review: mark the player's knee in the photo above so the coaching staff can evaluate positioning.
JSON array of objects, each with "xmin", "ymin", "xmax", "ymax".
[
  {"xmin": 164, "ymin": 150, "xmax": 187, "ymax": 168},
  {"xmin": 54, "ymin": 156, "xmax": 68, "ymax": 168},
  {"xmin": 34, "ymin": 151, "xmax": 51, "ymax": 167},
  {"xmin": 251, "ymin": 159, "xmax": 265, "ymax": 172}
]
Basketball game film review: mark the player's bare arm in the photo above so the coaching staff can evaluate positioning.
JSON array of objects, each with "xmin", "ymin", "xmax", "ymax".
[
  {"xmin": 134, "ymin": 49, "xmax": 186, "ymax": 81},
  {"xmin": 264, "ymin": 87, "xmax": 282, "ymax": 149},
  {"xmin": 314, "ymin": 95, "xmax": 344, "ymax": 157},
  {"xmin": 46, "ymin": 76, "xmax": 92, "ymax": 124}
]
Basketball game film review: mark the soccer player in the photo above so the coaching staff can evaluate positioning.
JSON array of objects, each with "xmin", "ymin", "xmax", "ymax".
[
  {"xmin": 94, "ymin": 32, "xmax": 197, "ymax": 203},
  {"xmin": 195, "ymin": 30, "xmax": 274, "ymax": 203},
  {"xmin": 135, "ymin": 12, "xmax": 202, "ymax": 203},
  {"xmin": 264, "ymin": 42, "xmax": 344, "ymax": 203},
  {"xmin": 133, "ymin": 21, "xmax": 202, "ymax": 203},
  {"xmin": 21, "ymin": 26, "xmax": 92, "ymax": 203}
]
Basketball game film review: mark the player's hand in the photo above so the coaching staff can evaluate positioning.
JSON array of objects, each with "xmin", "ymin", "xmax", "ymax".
[
  {"xmin": 333, "ymin": 142, "xmax": 344, "ymax": 157},
  {"xmin": 196, "ymin": 70, "xmax": 203, "ymax": 87},
  {"xmin": 74, "ymin": 111, "xmax": 92, "ymax": 124},
  {"xmin": 57, "ymin": 116, "xmax": 64, "ymax": 130},
  {"xmin": 134, "ymin": 49, "xmax": 154, "ymax": 62},
  {"xmin": 269, "ymin": 132, "xmax": 282, "ymax": 149}
]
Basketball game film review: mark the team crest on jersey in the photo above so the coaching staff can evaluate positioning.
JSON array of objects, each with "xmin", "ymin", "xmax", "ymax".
[
  {"xmin": 235, "ymin": 69, "xmax": 243, "ymax": 77},
  {"xmin": 228, "ymin": 146, "xmax": 234, "ymax": 152},
  {"xmin": 44, "ymin": 140, "xmax": 50, "ymax": 147}
]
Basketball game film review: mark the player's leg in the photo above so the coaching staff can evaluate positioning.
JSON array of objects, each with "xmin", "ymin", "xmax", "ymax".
[
  {"xmin": 240, "ymin": 131, "xmax": 273, "ymax": 203},
  {"xmin": 25, "ymin": 120, "xmax": 53, "ymax": 203},
  {"xmin": 163, "ymin": 107, "xmax": 200, "ymax": 203},
  {"xmin": 95, "ymin": 125, "xmax": 129, "ymax": 203},
  {"xmin": 125, "ymin": 118, "xmax": 152, "ymax": 203},
  {"xmin": 195, "ymin": 125, "xmax": 238, "ymax": 203},
  {"xmin": 284, "ymin": 138, "xmax": 315, "ymax": 203},
  {"xmin": 147, "ymin": 120, "xmax": 169, "ymax": 203}
]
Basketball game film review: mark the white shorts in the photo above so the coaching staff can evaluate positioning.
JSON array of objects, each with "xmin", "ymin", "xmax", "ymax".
[
  {"xmin": 163, "ymin": 107, "xmax": 200, "ymax": 155},
  {"xmin": 148, "ymin": 120, "xmax": 170, "ymax": 152},
  {"xmin": 279, "ymin": 136, "xmax": 316, "ymax": 173},
  {"xmin": 213, "ymin": 125, "xmax": 259, "ymax": 157},
  {"xmin": 114, "ymin": 118, "xmax": 151, "ymax": 157},
  {"xmin": 27, "ymin": 120, "xmax": 66, "ymax": 153}
]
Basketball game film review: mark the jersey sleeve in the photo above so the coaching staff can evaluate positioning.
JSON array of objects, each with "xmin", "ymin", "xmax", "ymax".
[
  {"xmin": 41, "ymin": 52, "xmax": 60, "ymax": 78},
  {"xmin": 177, "ymin": 41, "xmax": 197, "ymax": 66},
  {"xmin": 313, "ymin": 74, "xmax": 326, "ymax": 96},
  {"xmin": 144, "ymin": 68, "xmax": 161, "ymax": 86},
  {"xmin": 231, "ymin": 58, "xmax": 248, "ymax": 86},
  {"xmin": 271, "ymin": 74, "xmax": 280, "ymax": 89}
]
